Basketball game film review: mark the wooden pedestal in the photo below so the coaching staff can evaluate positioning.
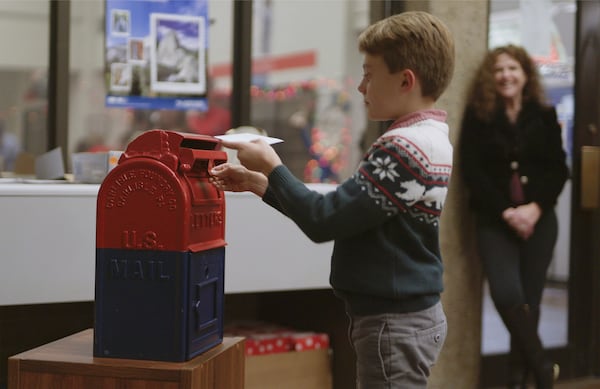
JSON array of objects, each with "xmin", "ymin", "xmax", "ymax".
[{"xmin": 8, "ymin": 329, "xmax": 245, "ymax": 389}]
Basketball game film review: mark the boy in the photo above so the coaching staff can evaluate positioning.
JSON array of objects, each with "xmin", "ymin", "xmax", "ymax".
[{"xmin": 210, "ymin": 11, "xmax": 455, "ymax": 388}]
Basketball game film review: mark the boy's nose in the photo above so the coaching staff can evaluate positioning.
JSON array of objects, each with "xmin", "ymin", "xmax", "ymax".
[{"xmin": 357, "ymin": 81, "xmax": 365, "ymax": 94}]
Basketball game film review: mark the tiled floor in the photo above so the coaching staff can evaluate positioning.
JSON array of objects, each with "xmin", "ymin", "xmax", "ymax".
[
  {"xmin": 489, "ymin": 378, "xmax": 600, "ymax": 389},
  {"xmin": 555, "ymin": 379, "xmax": 600, "ymax": 388}
]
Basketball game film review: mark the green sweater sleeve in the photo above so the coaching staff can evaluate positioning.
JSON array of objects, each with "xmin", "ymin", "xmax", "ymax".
[{"xmin": 262, "ymin": 165, "xmax": 389, "ymax": 243}]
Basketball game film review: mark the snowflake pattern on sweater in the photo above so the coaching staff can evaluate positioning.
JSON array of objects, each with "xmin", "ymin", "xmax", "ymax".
[{"xmin": 354, "ymin": 115, "xmax": 452, "ymax": 225}]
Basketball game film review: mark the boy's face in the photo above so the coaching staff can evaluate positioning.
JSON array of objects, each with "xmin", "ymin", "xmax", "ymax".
[{"xmin": 357, "ymin": 53, "xmax": 407, "ymax": 121}]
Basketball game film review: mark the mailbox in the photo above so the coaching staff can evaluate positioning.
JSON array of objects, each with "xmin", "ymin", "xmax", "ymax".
[{"xmin": 94, "ymin": 129, "xmax": 227, "ymax": 362}]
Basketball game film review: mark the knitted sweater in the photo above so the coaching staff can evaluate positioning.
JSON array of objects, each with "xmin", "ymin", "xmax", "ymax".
[{"xmin": 262, "ymin": 110, "xmax": 453, "ymax": 315}]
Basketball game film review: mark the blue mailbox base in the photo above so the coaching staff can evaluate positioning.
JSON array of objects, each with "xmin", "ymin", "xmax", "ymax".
[{"xmin": 94, "ymin": 247, "xmax": 224, "ymax": 362}]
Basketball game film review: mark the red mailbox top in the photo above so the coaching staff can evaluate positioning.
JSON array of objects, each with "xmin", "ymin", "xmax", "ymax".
[{"xmin": 97, "ymin": 130, "xmax": 227, "ymax": 252}]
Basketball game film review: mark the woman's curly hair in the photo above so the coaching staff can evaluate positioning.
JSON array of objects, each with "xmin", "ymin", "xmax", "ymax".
[{"xmin": 466, "ymin": 44, "xmax": 546, "ymax": 122}]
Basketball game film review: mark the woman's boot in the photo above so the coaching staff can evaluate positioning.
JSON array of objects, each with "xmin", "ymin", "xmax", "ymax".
[
  {"xmin": 498, "ymin": 304, "xmax": 558, "ymax": 389},
  {"xmin": 507, "ymin": 306, "xmax": 541, "ymax": 388},
  {"xmin": 507, "ymin": 339, "xmax": 527, "ymax": 388}
]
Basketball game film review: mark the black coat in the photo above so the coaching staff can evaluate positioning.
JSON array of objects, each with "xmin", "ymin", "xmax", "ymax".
[{"xmin": 459, "ymin": 101, "xmax": 569, "ymax": 222}]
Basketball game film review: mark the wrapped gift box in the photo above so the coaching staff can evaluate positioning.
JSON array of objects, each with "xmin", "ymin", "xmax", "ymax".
[
  {"xmin": 224, "ymin": 321, "xmax": 329, "ymax": 355},
  {"xmin": 225, "ymin": 321, "xmax": 332, "ymax": 389},
  {"xmin": 291, "ymin": 332, "xmax": 330, "ymax": 351},
  {"xmin": 245, "ymin": 333, "xmax": 293, "ymax": 355}
]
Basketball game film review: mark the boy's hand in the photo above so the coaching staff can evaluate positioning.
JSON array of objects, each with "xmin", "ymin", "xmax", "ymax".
[
  {"xmin": 220, "ymin": 139, "xmax": 282, "ymax": 175},
  {"xmin": 210, "ymin": 163, "xmax": 268, "ymax": 196}
]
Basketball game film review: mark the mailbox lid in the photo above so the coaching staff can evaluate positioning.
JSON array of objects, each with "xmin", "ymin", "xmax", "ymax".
[
  {"xmin": 120, "ymin": 129, "xmax": 226, "ymax": 174},
  {"xmin": 125, "ymin": 129, "xmax": 222, "ymax": 150}
]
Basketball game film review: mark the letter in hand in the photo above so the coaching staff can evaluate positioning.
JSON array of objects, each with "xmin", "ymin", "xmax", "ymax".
[{"xmin": 219, "ymin": 139, "xmax": 283, "ymax": 175}]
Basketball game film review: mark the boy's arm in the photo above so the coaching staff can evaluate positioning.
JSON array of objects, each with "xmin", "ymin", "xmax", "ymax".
[
  {"xmin": 210, "ymin": 162, "xmax": 288, "ymax": 215},
  {"xmin": 217, "ymin": 134, "xmax": 449, "ymax": 244},
  {"xmin": 265, "ymin": 133, "xmax": 450, "ymax": 243},
  {"xmin": 264, "ymin": 164, "xmax": 391, "ymax": 243},
  {"xmin": 220, "ymin": 139, "xmax": 282, "ymax": 175},
  {"xmin": 210, "ymin": 163, "xmax": 268, "ymax": 197}
]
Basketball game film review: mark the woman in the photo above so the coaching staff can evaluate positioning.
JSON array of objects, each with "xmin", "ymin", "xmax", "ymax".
[{"xmin": 459, "ymin": 45, "xmax": 569, "ymax": 389}]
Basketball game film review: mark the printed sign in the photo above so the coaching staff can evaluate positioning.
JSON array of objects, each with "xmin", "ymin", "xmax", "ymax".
[{"xmin": 105, "ymin": 0, "xmax": 208, "ymax": 111}]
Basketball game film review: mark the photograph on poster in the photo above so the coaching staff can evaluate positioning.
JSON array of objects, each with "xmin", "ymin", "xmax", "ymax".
[
  {"xmin": 149, "ymin": 13, "xmax": 206, "ymax": 95},
  {"xmin": 110, "ymin": 63, "xmax": 131, "ymax": 92},
  {"xmin": 104, "ymin": 0, "xmax": 208, "ymax": 110},
  {"xmin": 111, "ymin": 9, "xmax": 130, "ymax": 36},
  {"xmin": 128, "ymin": 38, "xmax": 146, "ymax": 63}
]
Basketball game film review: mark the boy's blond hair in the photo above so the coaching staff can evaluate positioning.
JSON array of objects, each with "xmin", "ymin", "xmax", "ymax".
[{"xmin": 358, "ymin": 11, "xmax": 455, "ymax": 100}]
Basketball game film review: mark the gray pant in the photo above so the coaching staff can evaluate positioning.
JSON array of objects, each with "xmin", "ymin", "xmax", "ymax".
[{"xmin": 349, "ymin": 302, "xmax": 447, "ymax": 389}]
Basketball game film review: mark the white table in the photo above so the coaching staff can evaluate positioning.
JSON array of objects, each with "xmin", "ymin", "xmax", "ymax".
[{"xmin": 0, "ymin": 182, "xmax": 335, "ymax": 305}]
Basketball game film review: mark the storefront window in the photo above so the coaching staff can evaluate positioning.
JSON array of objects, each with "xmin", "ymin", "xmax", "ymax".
[
  {"xmin": 483, "ymin": 0, "xmax": 575, "ymax": 356},
  {"xmin": 489, "ymin": 0, "xmax": 575, "ymax": 167},
  {"xmin": 68, "ymin": 0, "xmax": 233, "ymax": 159},
  {"xmin": 0, "ymin": 1, "xmax": 49, "ymax": 173},
  {"xmin": 246, "ymin": 0, "xmax": 369, "ymax": 183},
  {"xmin": 68, "ymin": 0, "xmax": 368, "ymax": 184}
]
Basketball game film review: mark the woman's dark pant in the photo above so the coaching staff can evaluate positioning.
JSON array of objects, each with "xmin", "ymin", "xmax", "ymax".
[
  {"xmin": 477, "ymin": 209, "xmax": 558, "ymax": 312},
  {"xmin": 478, "ymin": 210, "xmax": 559, "ymax": 387}
]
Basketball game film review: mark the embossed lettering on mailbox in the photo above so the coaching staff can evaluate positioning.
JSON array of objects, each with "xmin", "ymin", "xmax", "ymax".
[
  {"xmin": 122, "ymin": 230, "xmax": 161, "ymax": 249},
  {"xmin": 191, "ymin": 211, "xmax": 223, "ymax": 230},
  {"xmin": 109, "ymin": 258, "xmax": 171, "ymax": 281},
  {"xmin": 105, "ymin": 169, "xmax": 177, "ymax": 210}
]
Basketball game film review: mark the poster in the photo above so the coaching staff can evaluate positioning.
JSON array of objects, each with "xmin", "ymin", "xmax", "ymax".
[{"xmin": 105, "ymin": 0, "xmax": 208, "ymax": 110}]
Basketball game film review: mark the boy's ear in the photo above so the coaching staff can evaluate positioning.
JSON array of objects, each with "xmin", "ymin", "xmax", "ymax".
[{"xmin": 399, "ymin": 69, "xmax": 417, "ymax": 90}]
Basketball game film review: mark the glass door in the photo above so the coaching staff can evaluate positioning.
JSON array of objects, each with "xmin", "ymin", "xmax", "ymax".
[{"xmin": 481, "ymin": 0, "xmax": 576, "ymax": 386}]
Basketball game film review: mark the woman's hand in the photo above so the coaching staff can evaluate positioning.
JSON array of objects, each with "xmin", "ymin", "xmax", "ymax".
[
  {"xmin": 502, "ymin": 202, "xmax": 542, "ymax": 240},
  {"xmin": 209, "ymin": 163, "xmax": 269, "ymax": 197}
]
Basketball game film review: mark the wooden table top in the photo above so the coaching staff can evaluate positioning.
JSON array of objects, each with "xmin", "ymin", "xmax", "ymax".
[{"xmin": 9, "ymin": 329, "xmax": 245, "ymax": 372}]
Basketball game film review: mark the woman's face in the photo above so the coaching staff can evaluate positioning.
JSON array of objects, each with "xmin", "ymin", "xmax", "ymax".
[{"xmin": 493, "ymin": 52, "xmax": 527, "ymax": 103}]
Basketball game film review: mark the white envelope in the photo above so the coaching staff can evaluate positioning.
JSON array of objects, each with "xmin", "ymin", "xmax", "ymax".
[{"xmin": 215, "ymin": 133, "xmax": 283, "ymax": 145}]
